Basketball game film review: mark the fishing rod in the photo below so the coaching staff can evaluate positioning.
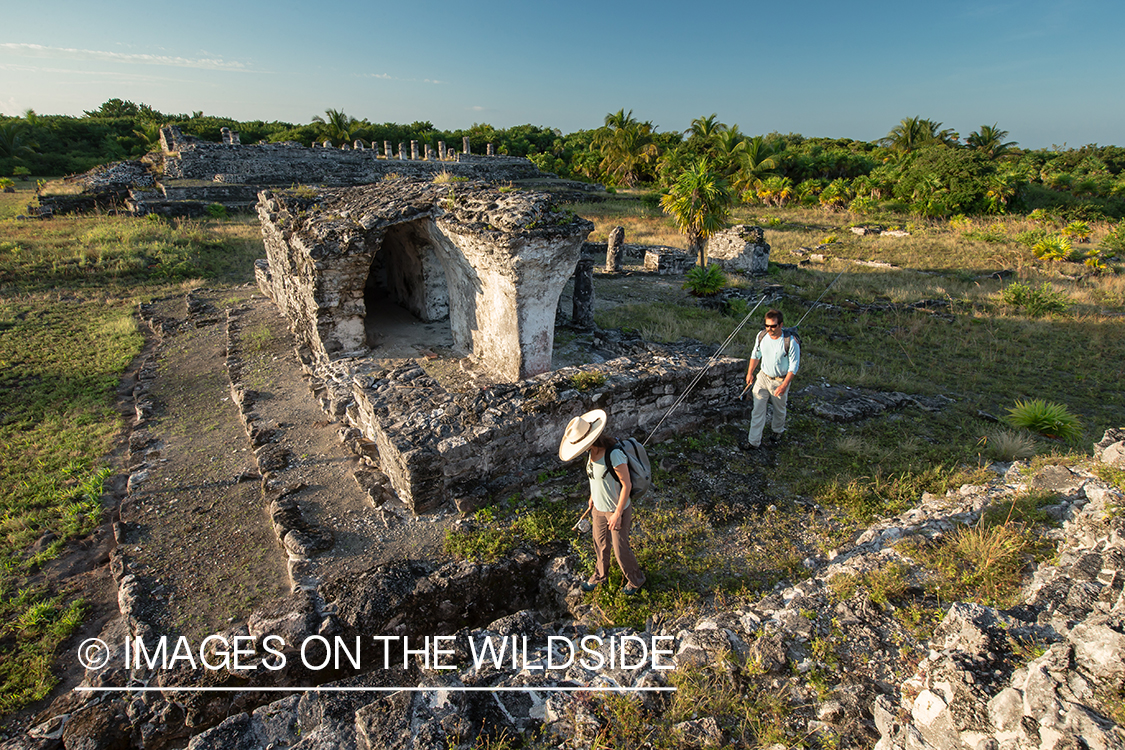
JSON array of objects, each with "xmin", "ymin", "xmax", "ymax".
[{"xmin": 642, "ymin": 293, "xmax": 770, "ymax": 446}]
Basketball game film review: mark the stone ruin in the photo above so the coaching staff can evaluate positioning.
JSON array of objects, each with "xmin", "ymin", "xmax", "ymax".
[
  {"xmin": 256, "ymin": 180, "xmax": 747, "ymax": 513},
  {"xmin": 32, "ymin": 125, "xmax": 602, "ymax": 218},
  {"xmin": 256, "ymin": 179, "xmax": 592, "ymax": 382},
  {"xmin": 157, "ymin": 126, "xmax": 547, "ymax": 187}
]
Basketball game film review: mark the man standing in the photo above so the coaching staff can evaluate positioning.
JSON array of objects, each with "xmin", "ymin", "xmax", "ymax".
[{"xmin": 744, "ymin": 309, "xmax": 800, "ymax": 449}]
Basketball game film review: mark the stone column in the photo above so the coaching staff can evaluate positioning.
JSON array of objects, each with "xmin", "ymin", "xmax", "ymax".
[
  {"xmin": 606, "ymin": 226, "xmax": 625, "ymax": 272},
  {"xmin": 486, "ymin": 143, "xmax": 495, "ymax": 156},
  {"xmin": 322, "ymin": 140, "xmax": 333, "ymax": 148},
  {"xmin": 354, "ymin": 140, "xmax": 365, "ymax": 150},
  {"xmin": 424, "ymin": 144, "xmax": 433, "ymax": 160},
  {"xmin": 572, "ymin": 258, "xmax": 596, "ymax": 330},
  {"xmin": 438, "ymin": 141, "xmax": 446, "ymax": 159},
  {"xmin": 411, "ymin": 140, "xmax": 419, "ymax": 160},
  {"xmin": 384, "ymin": 141, "xmax": 393, "ymax": 159},
  {"xmin": 462, "ymin": 136, "xmax": 471, "ymax": 155},
  {"xmin": 398, "ymin": 143, "xmax": 408, "ymax": 160}
]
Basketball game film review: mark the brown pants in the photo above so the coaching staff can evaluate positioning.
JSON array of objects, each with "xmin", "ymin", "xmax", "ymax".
[{"xmin": 589, "ymin": 505, "xmax": 645, "ymax": 589}]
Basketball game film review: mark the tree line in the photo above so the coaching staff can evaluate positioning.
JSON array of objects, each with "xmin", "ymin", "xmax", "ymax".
[{"xmin": 3, "ymin": 101, "xmax": 1124, "ymax": 224}]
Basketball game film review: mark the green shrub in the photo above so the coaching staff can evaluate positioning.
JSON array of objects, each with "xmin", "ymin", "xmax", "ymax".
[
  {"xmin": 205, "ymin": 203, "xmax": 228, "ymax": 219},
  {"xmin": 1004, "ymin": 398, "xmax": 1082, "ymax": 441},
  {"xmin": 999, "ymin": 281, "xmax": 1069, "ymax": 317},
  {"xmin": 1031, "ymin": 235, "xmax": 1073, "ymax": 261},
  {"xmin": 13, "ymin": 166, "xmax": 31, "ymax": 180},
  {"xmin": 849, "ymin": 196, "xmax": 878, "ymax": 214},
  {"xmin": 0, "ymin": 177, "xmax": 14, "ymax": 192},
  {"xmin": 682, "ymin": 263, "xmax": 726, "ymax": 296},
  {"xmin": 1061, "ymin": 221, "xmax": 1091, "ymax": 243}
]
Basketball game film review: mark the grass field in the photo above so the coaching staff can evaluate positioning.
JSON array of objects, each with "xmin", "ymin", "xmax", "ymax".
[{"xmin": 0, "ymin": 184, "xmax": 263, "ymax": 717}]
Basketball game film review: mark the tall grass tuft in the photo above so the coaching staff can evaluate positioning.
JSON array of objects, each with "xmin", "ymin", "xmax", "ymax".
[{"xmin": 981, "ymin": 427, "xmax": 1038, "ymax": 461}]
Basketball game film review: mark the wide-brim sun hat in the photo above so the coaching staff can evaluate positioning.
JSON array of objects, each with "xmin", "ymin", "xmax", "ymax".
[{"xmin": 558, "ymin": 409, "xmax": 607, "ymax": 462}]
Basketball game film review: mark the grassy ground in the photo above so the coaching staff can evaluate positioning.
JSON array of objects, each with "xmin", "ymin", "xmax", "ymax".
[
  {"xmin": 449, "ymin": 196, "xmax": 1125, "ymax": 633},
  {"xmin": 0, "ymin": 183, "xmax": 263, "ymax": 718}
]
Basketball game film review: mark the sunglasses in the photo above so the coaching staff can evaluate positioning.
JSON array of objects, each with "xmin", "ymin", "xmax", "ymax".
[{"xmin": 765, "ymin": 323, "xmax": 780, "ymax": 329}]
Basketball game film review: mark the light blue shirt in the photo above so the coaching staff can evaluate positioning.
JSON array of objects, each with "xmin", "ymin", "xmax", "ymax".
[
  {"xmin": 587, "ymin": 448, "xmax": 629, "ymax": 513},
  {"xmin": 752, "ymin": 331, "xmax": 800, "ymax": 378}
]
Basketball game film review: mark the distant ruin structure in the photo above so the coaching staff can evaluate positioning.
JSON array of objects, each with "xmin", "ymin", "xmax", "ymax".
[{"xmin": 157, "ymin": 126, "xmax": 543, "ymax": 187}]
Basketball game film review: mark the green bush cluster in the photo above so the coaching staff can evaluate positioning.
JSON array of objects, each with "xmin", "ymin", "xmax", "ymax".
[
  {"xmin": 682, "ymin": 263, "xmax": 726, "ymax": 296},
  {"xmin": 1004, "ymin": 398, "xmax": 1083, "ymax": 441},
  {"xmin": 1000, "ymin": 281, "xmax": 1069, "ymax": 317}
]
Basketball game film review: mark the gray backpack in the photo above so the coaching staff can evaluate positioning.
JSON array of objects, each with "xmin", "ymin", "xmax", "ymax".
[{"xmin": 613, "ymin": 438, "xmax": 653, "ymax": 499}]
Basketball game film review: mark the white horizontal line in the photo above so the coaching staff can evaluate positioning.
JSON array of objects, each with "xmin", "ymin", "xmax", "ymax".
[{"xmin": 76, "ymin": 686, "xmax": 676, "ymax": 693}]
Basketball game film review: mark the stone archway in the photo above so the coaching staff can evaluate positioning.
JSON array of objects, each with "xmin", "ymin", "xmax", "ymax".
[{"xmin": 362, "ymin": 220, "xmax": 456, "ymax": 356}]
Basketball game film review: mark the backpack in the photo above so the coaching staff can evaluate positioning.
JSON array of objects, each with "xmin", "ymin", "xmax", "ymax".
[
  {"xmin": 612, "ymin": 438, "xmax": 653, "ymax": 499},
  {"xmin": 755, "ymin": 327, "xmax": 801, "ymax": 356}
]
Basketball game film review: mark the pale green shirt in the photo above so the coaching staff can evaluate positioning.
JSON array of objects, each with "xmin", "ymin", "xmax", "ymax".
[{"xmin": 587, "ymin": 448, "xmax": 629, "ymax": 513}]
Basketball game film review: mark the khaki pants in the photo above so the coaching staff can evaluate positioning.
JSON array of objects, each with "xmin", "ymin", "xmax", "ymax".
[
  {"xmin": 589, "ymin": 505, "xmax": 645, "ymax": 589},
  {"xmin": 748, "ymin": 370, "xmax": 788, "ymax": 447}
]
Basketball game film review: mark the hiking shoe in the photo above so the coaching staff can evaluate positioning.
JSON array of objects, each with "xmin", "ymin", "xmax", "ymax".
[
  {"xmin": 580, "ymin": 581, "xmax": 598, "ymax": 592},
  {"xmin": 766, "ymin": 432, "xmax": 784, "ymax": 446},
  {"xmin": 740, "ymin": 440, "xmax": 760, "ymax": 451},
  {"xmin": 623, "ymin": 585, "xmax": 642, "ymax": 596}
]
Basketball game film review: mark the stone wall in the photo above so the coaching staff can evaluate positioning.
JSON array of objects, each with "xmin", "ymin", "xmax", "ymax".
[
  {"xmin": 256, "ymin": 180, "xmax": 593, "ymax": 383},
  {"xmin": 309, "ymin": 351, "xmax": 746, "ymax": 514},
  {"xmin": 160, "ymin": 126, "xmax": 545, "ymax": 186}
]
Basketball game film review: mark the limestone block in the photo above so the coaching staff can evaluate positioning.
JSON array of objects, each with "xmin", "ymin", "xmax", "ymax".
[{"xmin": 707, "ymin": 225, "xmax": 771, "ymax": 274}]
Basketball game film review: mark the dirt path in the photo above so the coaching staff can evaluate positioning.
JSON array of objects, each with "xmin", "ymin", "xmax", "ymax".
[
  {"xmin": 121, "ymin": 293, "xmax": 290, "ymax": 638},
  {"xmin": 120, "ymin": 289, "xmax": 455, "ymax": 640}
]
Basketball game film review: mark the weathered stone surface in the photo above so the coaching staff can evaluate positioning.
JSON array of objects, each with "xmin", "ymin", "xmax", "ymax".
[
  {"xmin": 707, "ymin": 224, "xmax": 770, "ymax": 274},
  {"xmin": 643, "ymin": 246, "xmax": 696, "ymax": 274},
  {"xmin": 1029, "ymin": 464, "xmax": 1086, "ymax": 496},
  {"xmin": 799, "ymin": 384, "xmax": 951, "ymax": 422},
  {"xmin": 346, "ymin": 352, "xmax": 745, "ymax": 513},
  {"xmin": 256, "ymin": 180, "xmax": 592, "ymax": 382},
  {"xmin": 672, "ymin": 716, "xmax": 724, "ymax": 746},
  {"xmin": 605, "ymin": 225, "xmax": 625, "ymax": 272}
]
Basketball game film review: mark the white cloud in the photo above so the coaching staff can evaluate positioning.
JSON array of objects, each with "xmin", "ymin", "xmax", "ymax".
[
  {"xmin": 359, "ymin": 72, "xmax": 445, "ymax": 84},
  {"xmin": 0, "ymin": 43, "xmax": 248, "ymax": 71}
]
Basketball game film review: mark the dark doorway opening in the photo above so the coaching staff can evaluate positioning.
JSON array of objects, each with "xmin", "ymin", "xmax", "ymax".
[{"xmin": 363, "ymin": 221, "xmax": 455, "ymax": 358}]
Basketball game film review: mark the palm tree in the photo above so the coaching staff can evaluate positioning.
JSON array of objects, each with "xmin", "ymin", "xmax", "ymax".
[
  {"xmin": 881, "ymin": 117, "xmax": 959, "ymax": 154},
  {"xmin": 757, "ymin": 176, "xmax": 794, "ymax": 207},
  {"xmin": 967, "ymin": 124, "xmax": 1018, "ymax": 160},
  {"xmin": 0, "ymin": 121, "xmax": 37, "ymax": 161},
  {"xmin": 592, "ymin": 109, "xmax": 660, "ymax": 187},
  {"xmin": 312, "ymin": 109, "xmax": 361, "ymax": 146},
  {"xmin": 660, "ymin": 158, "xmax": 731, "ymax": 266},
  {"xmin": 685, "ymin": 114, "xmax": 726, "ymax": 145},
  {"xmin": 731, "ymin": 136, "xmax": 778, "ymax": 193},
  {"xmin": 712, "ymin": 127, "xmax": 746, "ymax": 176}
]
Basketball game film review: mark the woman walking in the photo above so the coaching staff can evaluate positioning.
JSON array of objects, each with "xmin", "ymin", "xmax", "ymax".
[{"xmin": 559, "ymin": 410, "xmax": 645, "ymax": 595}]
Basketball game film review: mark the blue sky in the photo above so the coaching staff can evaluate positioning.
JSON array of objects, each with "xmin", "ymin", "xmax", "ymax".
[{"xmin": 2, "ymin": 0, "xmax": 1123, "ymax": 149}]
